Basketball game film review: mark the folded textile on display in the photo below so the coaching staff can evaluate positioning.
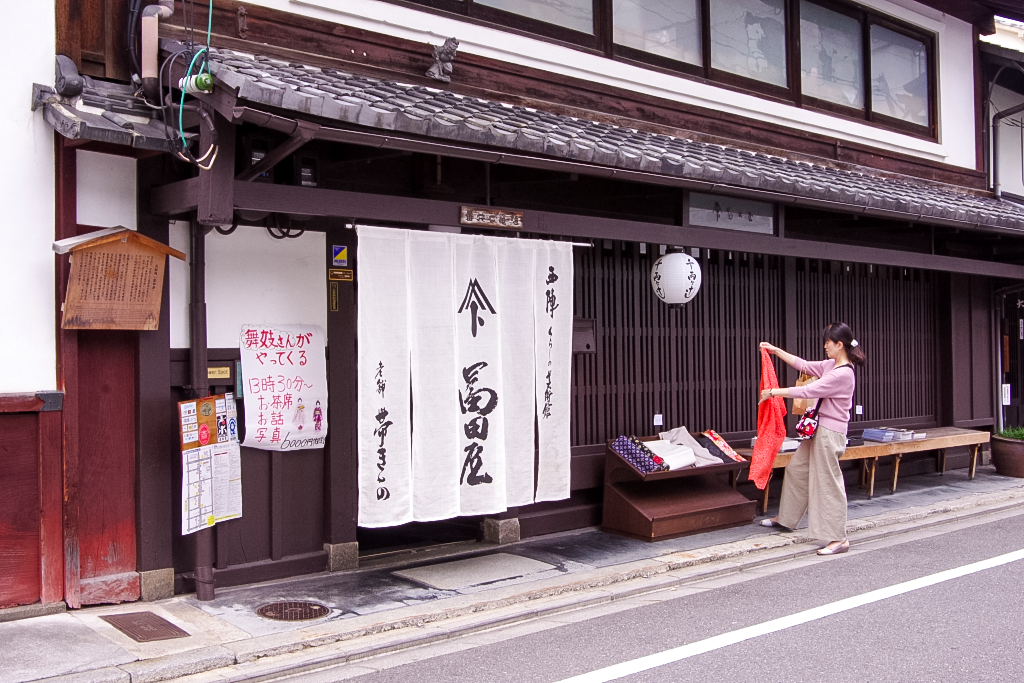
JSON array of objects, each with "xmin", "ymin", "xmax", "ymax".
[
  {"xmin": 628, "ymin": 436, "xmax": 671, "ymax": 471},
  {"xmin": 645, "ymin": 440, "xmax": 696, "ymax": 469},
  {"xmin": 700, "ymin": 430, "xmax": 745, "ymax": 462},
  {"xmin": 611, "ymin": 436, "xmax": 663, "ymax": 474},
  {"xmin": 659, "ymin": 426, "xmax": 716, "ymax": 462}
]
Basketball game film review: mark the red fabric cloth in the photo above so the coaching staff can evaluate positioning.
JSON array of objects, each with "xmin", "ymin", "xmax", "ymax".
[{"xmin": 751, "ymin": 348, "xmax": 787, "ymax": 490}]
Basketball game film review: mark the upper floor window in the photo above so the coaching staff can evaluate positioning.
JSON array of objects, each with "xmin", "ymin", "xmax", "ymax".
[
  {"xmin": 476, "ymin": 0, "xmax": 594, "ymax": 34},
  {"xmin": 612, "ymin": 0, "xmax": 702, "ymax": 67},
  {"xmin": 393, "ymin": 0, "xmax": 936, "ymax": 138},
  {"xmin": 710, "ymin": 0, "xmax": 788, "ymax": 89}
]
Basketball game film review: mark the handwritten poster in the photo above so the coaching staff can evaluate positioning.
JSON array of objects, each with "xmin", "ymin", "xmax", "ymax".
[
  {"xmin": 178, "ymin": 393, "xmax": 242, "ymax": 536},
  {"xmin": 239, "ymin": 324, "xmax": 328, "ymax": 451}
]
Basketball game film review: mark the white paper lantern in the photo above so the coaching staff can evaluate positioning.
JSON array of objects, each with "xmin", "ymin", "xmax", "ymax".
[{"xmin": 651, "ymin": 251, "xmax": 702, "ymax": 306}]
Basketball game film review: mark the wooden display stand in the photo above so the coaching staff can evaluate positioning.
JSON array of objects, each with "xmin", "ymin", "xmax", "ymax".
[{"xmin": 602, "ymin": 436, "xmax": 756, "ymax": 541}]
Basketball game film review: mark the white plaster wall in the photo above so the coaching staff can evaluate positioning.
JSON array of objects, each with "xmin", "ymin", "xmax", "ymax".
[
  {"xmin": 1, "ymin": 5, "xmax": 56, "ymax": 392},
  {"xmin": 169, "ymin": 222, "xmax": 327, "ymax": 348},
  {"xmin": 992, "ymin": 85, "xmax": 1024, "ymax": 199},
  {"xmin": 77, "ymin": 151, "xmax": 137, "ymax": 229},
  {"xmin": 233, "ymin": 0, "xmax": 976, "ymax": 168}
]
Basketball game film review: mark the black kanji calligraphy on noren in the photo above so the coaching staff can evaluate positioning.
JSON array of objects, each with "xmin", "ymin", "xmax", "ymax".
[
  {"xmin": 459, "ymin": 362, "xmax": 498, "ymax": 416},
  {"xmin": 461, "ymin": 442, "xmax": 493, "ymax": 486},
  {"xmin": 373, "ymin": 362, "xmax": 391, "ymax": 501},
  {"xmin": 458, "ymin": 279, "xmax": 496, "ymax": 338},
  {"xmin": 459, "ymin": 361, "xmax": 497, "ymax": 486}
]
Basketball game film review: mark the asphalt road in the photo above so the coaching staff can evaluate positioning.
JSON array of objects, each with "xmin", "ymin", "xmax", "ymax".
[{"xmin": 280, "ymin": 509, "xmax": 1024, "ymax": 683}]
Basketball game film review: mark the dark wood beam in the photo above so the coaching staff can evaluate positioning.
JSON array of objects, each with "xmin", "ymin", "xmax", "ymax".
[
  {"xmin": 197, "ymin": 109, "xmax": 237, "ymax": 226},
  {"xmin": 149, "ymin": 179, "xmax": 1024, "ymax": 279},
  {"xmin": 152, "ymin": 177, "xmax": 200, "ymax": 216}
]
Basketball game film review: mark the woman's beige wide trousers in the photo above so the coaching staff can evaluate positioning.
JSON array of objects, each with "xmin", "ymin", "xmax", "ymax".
[{"xmin": 777, "ymin": 426, "xmax": 848, "ymax": 541}]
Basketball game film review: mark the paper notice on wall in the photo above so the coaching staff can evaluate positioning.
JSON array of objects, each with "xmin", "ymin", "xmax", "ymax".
[
  {"xmin": 178, "ymin": 392, "xmax": 242, "ymax": 535},
  {"xmin": 239, "ymin": 324, "xmax": 328, "ymax": 451},
  {"xmin": 182, "ymin": 446, "xmax": 215, "ymax": 535},
  {"xmin": 213, "ymin": 442, "xmax": 242, "ymax": 522}
]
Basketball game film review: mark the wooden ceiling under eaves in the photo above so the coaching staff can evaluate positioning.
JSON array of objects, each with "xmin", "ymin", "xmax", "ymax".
[{"xmin": 917, "ymin": 0, "xmax": 1024, "ymax": 31}]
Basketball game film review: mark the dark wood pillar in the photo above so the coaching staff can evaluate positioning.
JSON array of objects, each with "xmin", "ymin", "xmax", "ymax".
[
  {"xmin": 55, "ymin": 134, "xmax": 81, "ymax": 609},
  {"xmin": 324, "ymin": 226, "xmax": 359, "ymax": 551},
  {"xmin": 135, "ymin": 156, "xmax": 175, "ymax": 592},
  {"xmin": 189, "ymin": 219, "xmax": 216, "ymax": 600}
]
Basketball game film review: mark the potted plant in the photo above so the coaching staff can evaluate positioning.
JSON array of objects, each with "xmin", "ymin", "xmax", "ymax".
[{"xmin": 991, "ymin": 427, "xmax": 1024, "ymax": 478}]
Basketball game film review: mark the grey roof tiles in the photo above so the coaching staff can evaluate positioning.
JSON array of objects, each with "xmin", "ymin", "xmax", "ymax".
[{"xmin": 206, "ymin": 47, "xmax": 1024, "ymax": 232}]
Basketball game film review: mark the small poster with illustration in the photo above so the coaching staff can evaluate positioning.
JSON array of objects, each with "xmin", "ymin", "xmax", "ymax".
[{"xmin": 239, "ymin": 324, "xmax": 328, "ymax": 452}]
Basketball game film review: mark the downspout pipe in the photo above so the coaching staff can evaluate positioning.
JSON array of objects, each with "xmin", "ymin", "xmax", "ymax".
[{"xmin": 141, "ymin": 0, "xmax": 174, "ymax": 103}]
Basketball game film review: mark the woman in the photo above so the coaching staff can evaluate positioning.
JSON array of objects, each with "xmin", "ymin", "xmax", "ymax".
[{"xmin": 757, "ymin": 322, "xmax": 866, "ymax": 555}]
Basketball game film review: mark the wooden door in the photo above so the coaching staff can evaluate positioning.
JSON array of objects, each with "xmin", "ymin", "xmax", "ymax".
[{"xmin": 76, "ymin": 330, "xmax": 139, "ymax": 604}]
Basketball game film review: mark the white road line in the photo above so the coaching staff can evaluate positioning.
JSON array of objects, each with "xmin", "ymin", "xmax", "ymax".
[{"xmin": 555, "ymin": 548, "xmax": 1024, "ymax": 683}]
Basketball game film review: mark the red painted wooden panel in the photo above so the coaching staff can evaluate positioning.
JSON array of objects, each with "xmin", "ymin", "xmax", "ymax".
[
  {"xmin": 0, "ymin": 413, "xmax": 41, "ymax": 608},
  {"xmin": 38, "ymin": 411, "xmax": 65, "ymax": 603},
  {"xmin": 76, "ymin": 330, "xmax": 138, "ymax": 600}
]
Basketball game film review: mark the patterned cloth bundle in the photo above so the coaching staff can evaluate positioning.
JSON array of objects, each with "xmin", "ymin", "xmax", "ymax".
[{"xmin": 610, "ymin": 435, "xmax": 670, "ymax": 473}]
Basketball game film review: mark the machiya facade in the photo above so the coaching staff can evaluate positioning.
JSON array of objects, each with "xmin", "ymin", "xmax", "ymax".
[{"xmin": 4, "ymin": 0, "xmax": 1024, "ymax": 611}]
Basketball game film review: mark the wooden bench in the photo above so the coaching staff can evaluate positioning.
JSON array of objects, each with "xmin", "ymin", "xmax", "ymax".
[{"xmin": 737, "ymin": 426, "xmax": 990, "ymax": 514}]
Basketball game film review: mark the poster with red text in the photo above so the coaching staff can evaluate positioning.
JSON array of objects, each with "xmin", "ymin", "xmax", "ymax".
[{"xmin": 239, "ymin": 324, "xmax": 328, "ymax": 451}]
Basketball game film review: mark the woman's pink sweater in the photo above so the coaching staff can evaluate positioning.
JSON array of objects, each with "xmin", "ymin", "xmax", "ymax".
[{"xmin": 787, "ymin": 357, "xmax": 856, "ymax": 435}]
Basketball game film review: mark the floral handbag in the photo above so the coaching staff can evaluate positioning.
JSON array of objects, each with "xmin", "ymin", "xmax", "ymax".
[{"xmin": 795, "ymin": 397, "xmax": 824, "ymax": 438}]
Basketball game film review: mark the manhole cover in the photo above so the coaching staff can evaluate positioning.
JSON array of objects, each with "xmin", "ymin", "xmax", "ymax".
[
  {"xmin": 256, "ymin": 601, "xmax": 330, "ymax": 621},
  {"xmin": 100, "ymin": 612, "xmax": 190, "ymax": 642}
]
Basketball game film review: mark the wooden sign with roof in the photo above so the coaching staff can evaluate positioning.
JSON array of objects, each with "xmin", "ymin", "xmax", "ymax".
[{"xmin": 53, "ymin": 227, "xmax": 186, "ymax": 330}]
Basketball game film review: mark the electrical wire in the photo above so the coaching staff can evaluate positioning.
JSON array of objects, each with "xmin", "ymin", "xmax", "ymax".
[
  {"xmin": 266, "ymin": 213, "xmax": 306, "ymax": 239},
  {"xmin": 132, "ymin": 0, "xmax": 219, "ymax": 169}
]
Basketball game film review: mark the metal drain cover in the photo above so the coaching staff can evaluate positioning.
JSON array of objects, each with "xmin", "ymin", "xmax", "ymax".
[
  {"xmin": 100, "ymin": 612, "xmax": 190, "ymax": 642},
  {"xmin": 256, "ymin": 601, "xmax": 330, "ymax": 621}
]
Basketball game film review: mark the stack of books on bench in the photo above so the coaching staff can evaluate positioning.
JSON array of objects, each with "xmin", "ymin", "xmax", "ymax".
[{"xmin": 862, "ymin": 427, "xmax": 928, "ymax": 443}]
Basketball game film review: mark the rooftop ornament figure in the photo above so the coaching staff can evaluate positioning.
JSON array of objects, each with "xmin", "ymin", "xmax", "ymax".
[{"xmin": 426, "ymin": 37, "xmax": 459, "ymax": 83}]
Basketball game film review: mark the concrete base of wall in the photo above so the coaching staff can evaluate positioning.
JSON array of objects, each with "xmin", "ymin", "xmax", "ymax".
[
  {"xmin": 324, "ymin": 542, "xmax": 359, "ymax": 572},
  {"xmin": 482, "ymin": 518, "xmax": 521, "ymax": 544},
  {"xmin": 0, "ymin": 601, "xmax": 66, "ymax": 623},
  {"xmin": 139, "ymin": 568, "xmax": 175, "ymax": 602}
]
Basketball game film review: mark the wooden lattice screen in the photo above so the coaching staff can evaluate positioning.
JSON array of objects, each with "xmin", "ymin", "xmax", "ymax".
[
  {"xmin": 794, "ymin": 260, "xmax": 936, "ymax": 428},
  {"xmin": 571, "ymin": 245, "xmax": 783, "ymax": 446},
  {"xmin": 570, "ymin": 247, "xmax": 936, "ymax": 447}
]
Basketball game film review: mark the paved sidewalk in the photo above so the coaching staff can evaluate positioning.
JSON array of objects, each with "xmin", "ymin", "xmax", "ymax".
[{"xmin": 4, "ymin": 467, "xmax": 1023, "ymax": 683}]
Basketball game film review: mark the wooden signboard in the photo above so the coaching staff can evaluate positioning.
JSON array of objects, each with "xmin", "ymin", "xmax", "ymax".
[{"xmin": 54, "ymin": 227, "xmax": 185, "ymax": 330}]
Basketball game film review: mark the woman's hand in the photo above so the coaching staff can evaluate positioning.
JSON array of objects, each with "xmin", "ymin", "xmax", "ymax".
[
  {"xmin": 759, "ymin": 342, "xmax": 781, "ymax": 355},
  {"xmin": 758, "ymin": 388, "xmax": 773, "ymax": 404}
]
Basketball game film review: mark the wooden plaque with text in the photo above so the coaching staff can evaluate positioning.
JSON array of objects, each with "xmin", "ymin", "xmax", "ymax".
[{"xmin": 57, "ymin": 228, "xmax": 185, "ymax": 330}]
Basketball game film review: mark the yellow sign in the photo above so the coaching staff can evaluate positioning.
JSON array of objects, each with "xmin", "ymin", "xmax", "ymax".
[
  {"xmin": 329, "ymin": 268, "xmax": 354, "ymax": 281},
  {"xmin": 208, "ymin": 366, "xmax": 231, "ymax": 380}
]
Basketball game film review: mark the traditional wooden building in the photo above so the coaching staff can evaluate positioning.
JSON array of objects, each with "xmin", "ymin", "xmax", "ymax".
[{"xmin": 5, "ymin": 0, "xmax": 1024, "ymax": 611}]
